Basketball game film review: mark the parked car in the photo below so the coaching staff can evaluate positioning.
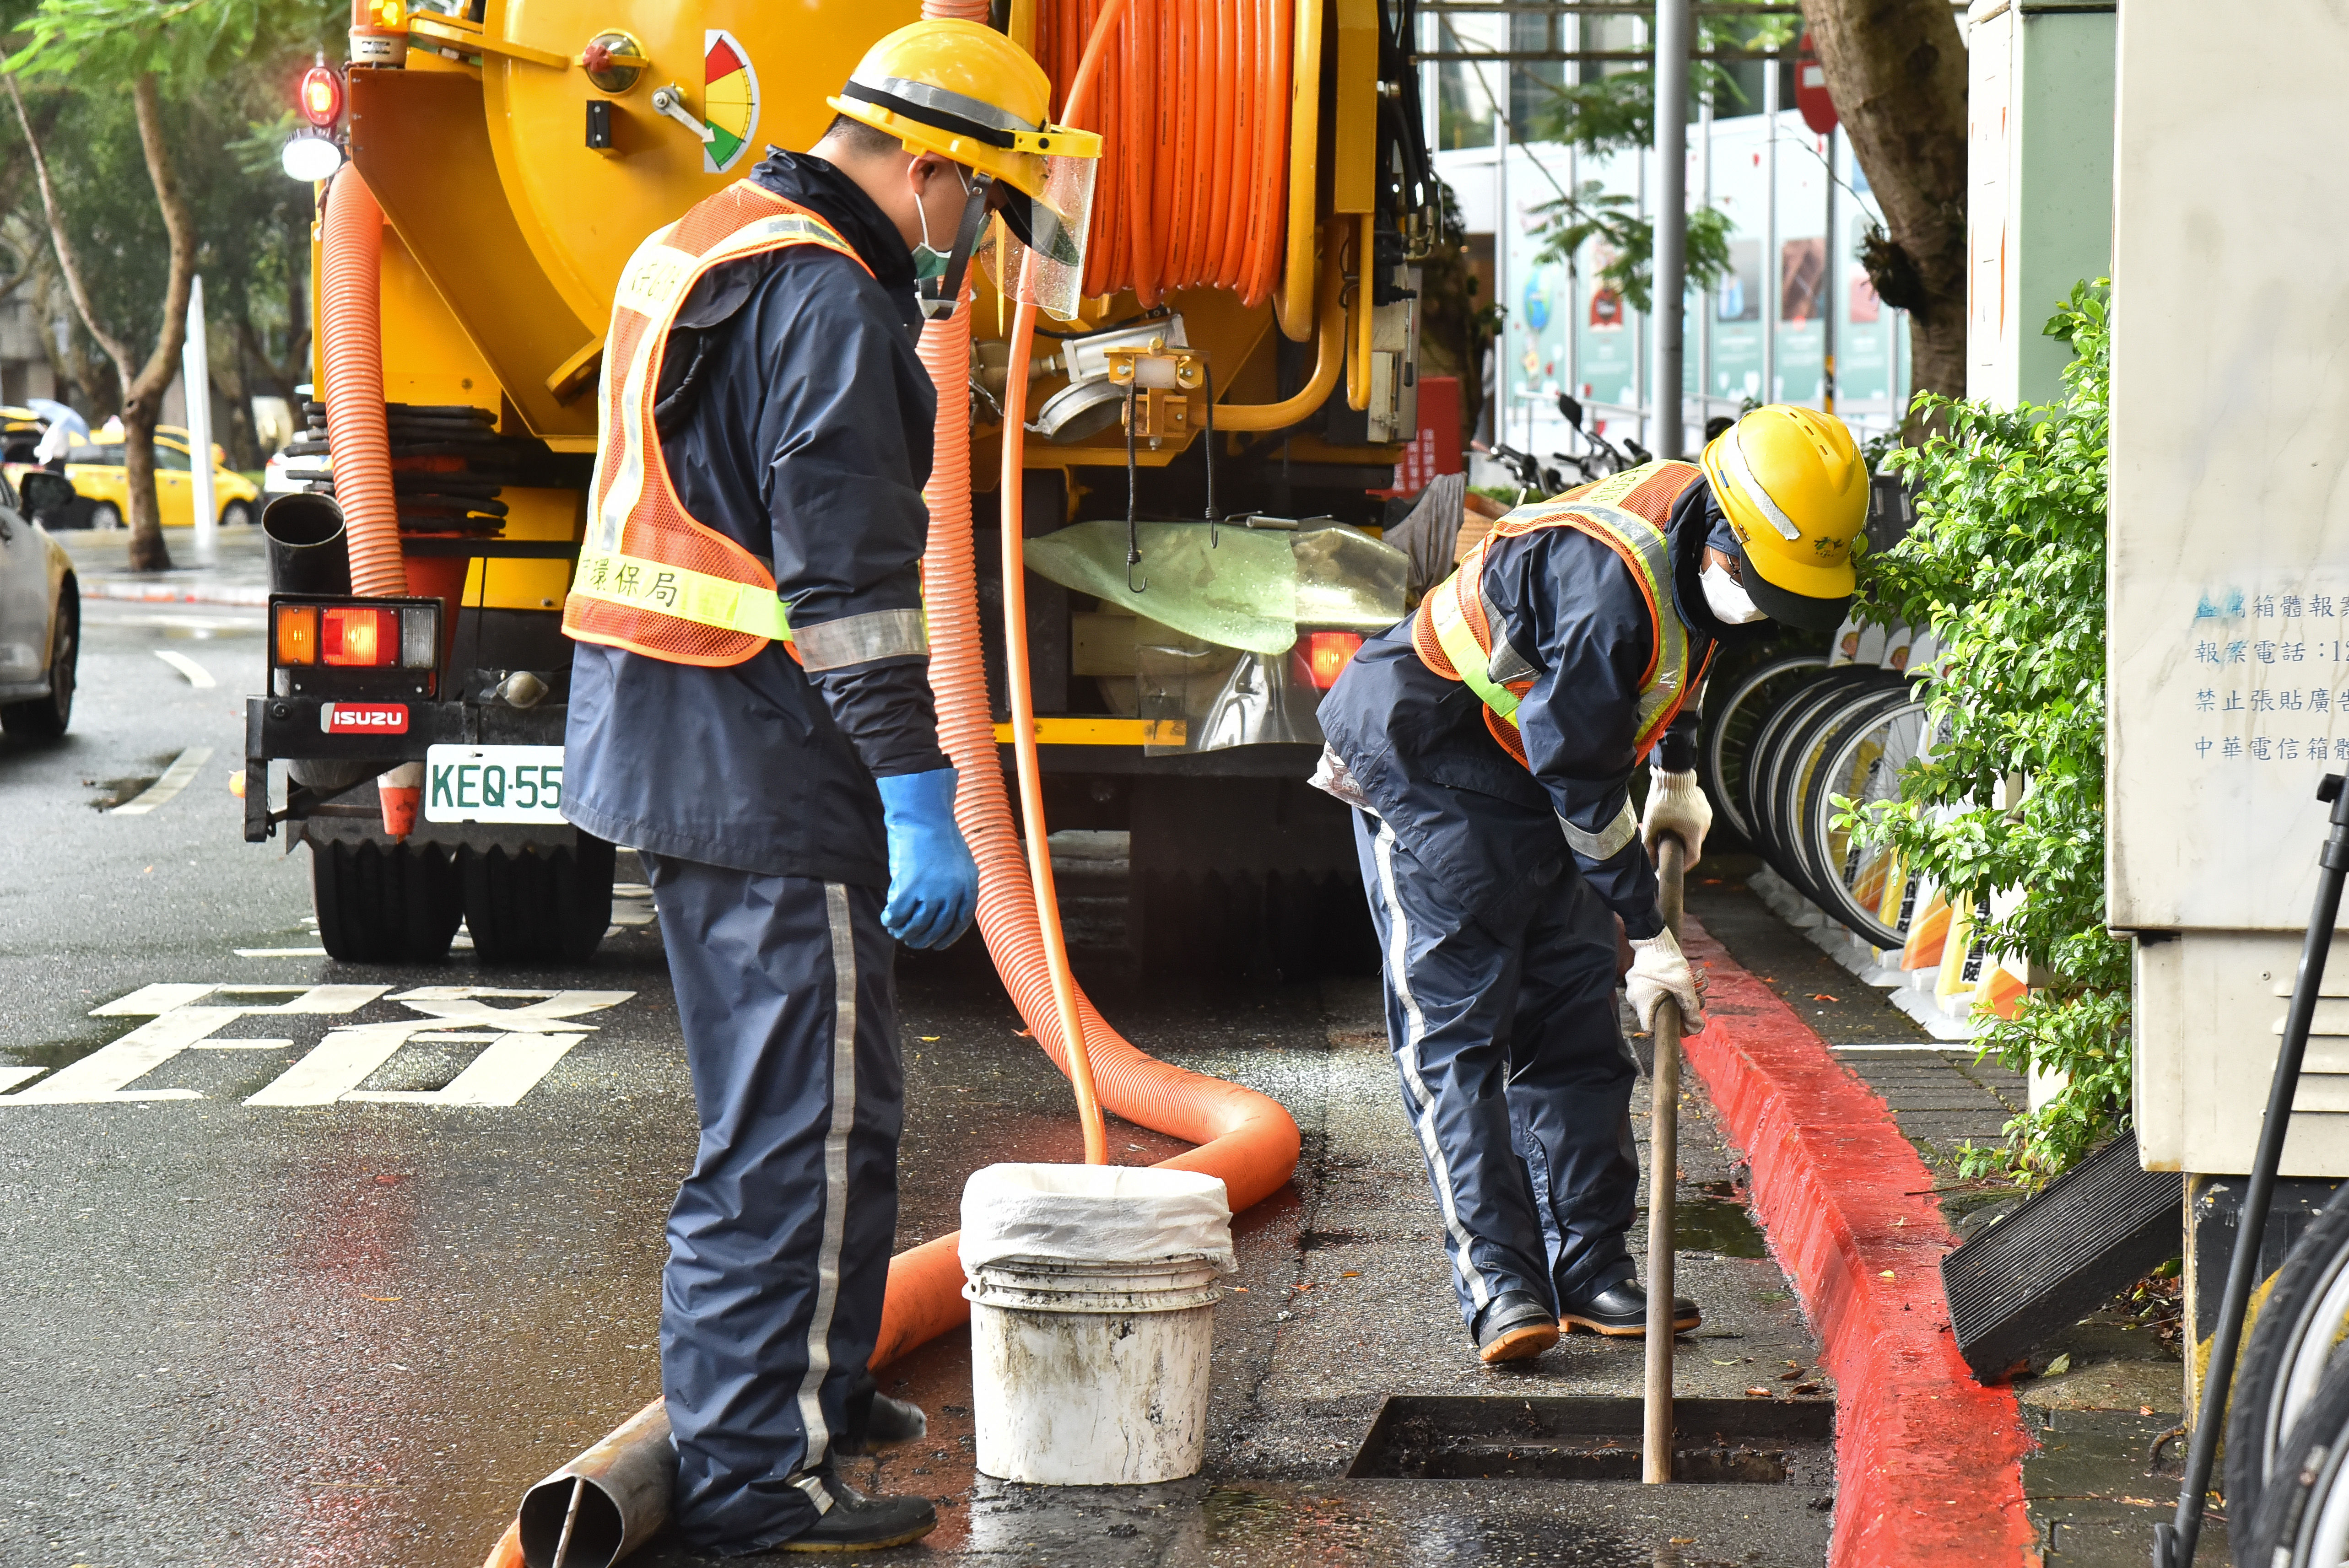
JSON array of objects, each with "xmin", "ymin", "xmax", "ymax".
[
  {"xmin": 261, "ymin": 444, "xmax": 320, "ymax": 499},
  {"xmin": 0, "ymin": 472, "xmax": 78, "ymax": 736},
  {"xmin": 62, "ymin": 427, "xmax": 261, "ymax": 530}
]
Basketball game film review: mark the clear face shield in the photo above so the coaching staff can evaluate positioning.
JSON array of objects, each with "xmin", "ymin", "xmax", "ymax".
[{"xmin": 972, "ymin": 151, "xmax": 1099, "ymax": 323}]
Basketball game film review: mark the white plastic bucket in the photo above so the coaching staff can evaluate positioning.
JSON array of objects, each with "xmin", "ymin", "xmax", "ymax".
[{"xmin": 959, "ymin": 1164, "xmax": 1233, "ymax": 1485}]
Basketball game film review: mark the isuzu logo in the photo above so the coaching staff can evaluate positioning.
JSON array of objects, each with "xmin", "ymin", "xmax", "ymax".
[{"xmin": 321, "ymin": 702, "xmax": 408, "ymax": 734}]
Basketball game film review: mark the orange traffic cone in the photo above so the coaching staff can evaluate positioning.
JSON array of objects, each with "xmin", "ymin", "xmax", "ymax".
[{"xmin": 378, "ymin": 762, "xmax": 423, "ymax": 840}]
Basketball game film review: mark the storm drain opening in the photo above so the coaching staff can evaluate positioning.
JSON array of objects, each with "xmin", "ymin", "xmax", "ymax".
[{"xmin": 1345, "ymin": 1396, "xmax": 1835, "ymax": 1486}]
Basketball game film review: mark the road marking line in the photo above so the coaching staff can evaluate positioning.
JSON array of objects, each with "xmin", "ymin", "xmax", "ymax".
[
  {"xmin": 344, "ymin": 1032, "xmax": 586, "ymax": 1106},
  {"xmin": 237, "ymin": 947, "xmax": 329, "ymax": 958},
  {"xmin": 111, "ymin": 747, "xmax": 214, "ymax": 815},
  {"xmin": 243, "ymin": 1023, "xmax": 416, "ymax": 1106},
  {"xmin": 2, "ymin": 1008, "xmax": 234, "ymax": 1102},
  {"xmin": 92, "ymin": 984, "xmax": 217, "ymax": 1017},
  {"xmin": 1, "ymin": 986, "xmax": 390, "ymax": 1105},
  {"xmin": 6, "ymin": 984, "xmax": 626, "ymax": 1110},
  {"xmin": 152, "ymin": 649, "xmax": 216, "ymax": 688}
]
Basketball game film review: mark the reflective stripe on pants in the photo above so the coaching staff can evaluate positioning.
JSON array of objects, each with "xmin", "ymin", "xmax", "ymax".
[
  {"xmin": 643, "ymin": 854, "xmax": 903, "ymax": 1554},
  {"xmin": 1352, "ymin": 811, "xmax": 1641, "ymax": 1329}
]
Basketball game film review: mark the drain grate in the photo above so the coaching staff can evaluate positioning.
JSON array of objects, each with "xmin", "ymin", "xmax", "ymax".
[{"xmin": 1345, "ymin": 1395, "xmax": 1835, "ymax": 1487}]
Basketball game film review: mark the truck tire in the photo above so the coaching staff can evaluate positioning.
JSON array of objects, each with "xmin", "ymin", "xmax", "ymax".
[
  {"xmin": 311, "ymin": 840, "xmax": 464, "ymax": 962},
  {"xmin": 460, "ymin": 835, "xmax": 616, "ymax": 965},
  {"xmin": 1125, "ymin": 774, "xmax": 1376, "ymax": 980}
]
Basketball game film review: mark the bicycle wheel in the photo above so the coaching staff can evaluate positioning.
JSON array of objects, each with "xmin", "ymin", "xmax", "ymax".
[
  {"xmin": 1752, "ymin": 672, "xmax": 1904, "ymax": 888},
  {"xmin": 1739, "ymin": 671, "xmax": 1867, "ymax": 867},
  {"xmin": 1768, "ymin": 682, "xmax": 1912, "ymax": 908},
  {"xmin": 2229, "ymin": 1183, "xmax": 2349, "ymax": 1538},
  {"xmin": 1798, "ymin": 696, "xmax": 1931, "ymax": 947},
  {"xmin": 2246, "ymin": 1345, "xmax": 2349, "ymax": 1567},
  {"xmin": 1701, "ymin": 652, "xmax": 1829, "ymax": 841}
]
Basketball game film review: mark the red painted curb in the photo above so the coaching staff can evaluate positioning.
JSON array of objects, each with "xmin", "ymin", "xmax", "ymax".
[{"xmin": 1679, "ymin": 914, "xmax": 2037, "ymax": 1568}]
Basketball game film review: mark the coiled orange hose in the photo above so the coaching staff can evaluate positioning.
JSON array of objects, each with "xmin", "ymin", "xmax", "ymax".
[
  {"xmin": 1036, "ymin": 0, "xmax": 1291, "ymax": 306},
  {"xmin": 319, "ymin": 167, "xmax": 405, "ymax": 598}
]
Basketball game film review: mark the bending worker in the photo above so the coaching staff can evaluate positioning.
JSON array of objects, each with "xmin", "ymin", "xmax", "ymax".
[
  {"xmin": 560, "ymin": 22, "xmax": 1090, "ymax": 1553},
  {"xmin": 1313, "ymin": 408, "xmax": 1868, "ymax": 1363}
]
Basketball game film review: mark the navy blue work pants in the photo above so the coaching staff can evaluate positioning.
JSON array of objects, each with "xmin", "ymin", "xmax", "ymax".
[
  {"xmin": 642, "ymin": 854, "xmax": 904, "ymax": 1554},
  {"xmin": 1352, "ymin": 811, "xmax": 1641, "ymax": 1329}
]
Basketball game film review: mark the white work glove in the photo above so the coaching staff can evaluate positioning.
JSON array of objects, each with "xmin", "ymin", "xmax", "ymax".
[
  {"xmin": 1640, "ymin": 765, "xmax": 1712, "ymax": 869},
  {"xmin": 1625, "ymin": 927, "xmax": 1705, "ymax": 1033}
]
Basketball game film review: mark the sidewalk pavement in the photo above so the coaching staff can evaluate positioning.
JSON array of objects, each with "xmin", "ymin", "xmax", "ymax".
[{"xmin": 50, "ymin": 521, "xmax": 272, "ymax": 607}]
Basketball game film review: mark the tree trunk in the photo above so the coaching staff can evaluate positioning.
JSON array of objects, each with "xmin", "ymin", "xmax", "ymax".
[
  {"xmin": 1797, "ymin": 0, "xmax": 1969, "ymax": 424},
  {"xmin": 117, "ymin": 74, "xmax": 200, "ymax": 570}
]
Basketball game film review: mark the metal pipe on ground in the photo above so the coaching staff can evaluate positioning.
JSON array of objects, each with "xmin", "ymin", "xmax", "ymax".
[
  {"xmin": 1644, "ymin": 834, "xmax": 1687, "ymax": 1484},
  {"xmin": 513, "ymin": 1398, "xmax": 670, "ymax": 1568}
]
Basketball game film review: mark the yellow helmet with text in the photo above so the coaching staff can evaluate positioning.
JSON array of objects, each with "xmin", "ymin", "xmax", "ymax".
[
  {"xmin": 1699, "ymin": 404, "xmax": 1869, "ymax": 632},
  {"xmin": 826, "ymin": 19, "xmax": 1099, "ymax": 204}
]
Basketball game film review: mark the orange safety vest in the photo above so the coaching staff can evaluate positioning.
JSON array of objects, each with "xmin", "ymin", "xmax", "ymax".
[
  {"xmin": 1413, "ymin": 460, "xmax": 1714, "ymax": 768},
  {"xmin": 562, "ymin": 182, "xmax": 872, "ymax": 667}
]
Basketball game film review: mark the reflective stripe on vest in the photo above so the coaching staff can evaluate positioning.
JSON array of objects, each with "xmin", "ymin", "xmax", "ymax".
[
  {"xmin": 561, "ymin": 189, "xmax": 871, "ymax": 667},
  {"xmin": 1414, "ymin": 461, "xmax": 1706, "ymax": 765}
]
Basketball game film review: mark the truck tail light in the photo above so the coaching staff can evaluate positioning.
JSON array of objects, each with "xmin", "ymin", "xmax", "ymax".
[
  {"xmin": 1305, "ymin": 631, "xmax": 1362, "ymax": 689},
  {"xmin": 276, "ymin": 604, "xmax": 319, "ymax": 664},
  {"xmin": 322, "ymin": 605, "xmax": 395, "ymax": 665},
  {"xmin": 275, "ymin": 601, "xmax": 437, "ymax": 669},
  {"xmin": 298, "ymin": 64, "xmax": 343, "ymax": 128}
]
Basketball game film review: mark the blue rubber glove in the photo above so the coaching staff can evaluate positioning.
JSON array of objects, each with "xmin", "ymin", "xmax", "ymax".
[{"xmin": 876, "ymin": 768, "xmax": 979, "ymax": 949}]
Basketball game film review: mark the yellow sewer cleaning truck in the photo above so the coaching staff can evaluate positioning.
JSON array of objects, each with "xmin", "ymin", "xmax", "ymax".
[{"xmin": 245, "ymin": 0, "xmax": 1432, "ymax": 972}]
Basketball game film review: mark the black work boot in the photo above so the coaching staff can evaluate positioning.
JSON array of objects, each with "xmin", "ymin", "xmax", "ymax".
[
  {"xmin": 1558, "ymin": 1278, "xmax": 1701, "ymax": 1337},
  {"xmin": 1472, "ymin": 1289, "xmax": 1560, "ymax": 1363},
  {"xmin": 776, "ymin": 1475, "xmax": 938, "ymax": 1553},
  {"xmin": 836, "ymin": 1390, "xmax": 928, "ymax": 1455}
]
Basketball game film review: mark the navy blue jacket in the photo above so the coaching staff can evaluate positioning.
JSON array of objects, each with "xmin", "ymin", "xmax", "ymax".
[
  {"xmin": 1318, "ymin": 481, "xmax": 1737, "ymax": 939},
  {"xmin": 565, "ymin": 151, "xmax": 945, "ymax": 888}
]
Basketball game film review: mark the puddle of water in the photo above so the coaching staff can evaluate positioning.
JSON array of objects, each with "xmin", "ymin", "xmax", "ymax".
[{"xmin": 1634, "ymin": 1194, "xmax": 1770, "ymax": 1259}]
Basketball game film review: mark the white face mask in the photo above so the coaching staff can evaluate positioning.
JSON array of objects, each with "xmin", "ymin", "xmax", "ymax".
[{"xmin": 1700, "ymin": 560, "xmax": 1769, "ymax": 624}]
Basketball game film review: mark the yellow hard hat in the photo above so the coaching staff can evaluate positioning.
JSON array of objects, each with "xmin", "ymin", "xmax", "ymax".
[
  {"xmin": 826, "ymin": 19, "xmax": 1101, "ymax": 203},
  {"xmin": 1699, "ymin": 404, "xmax": 1868, "ymax": 631}
]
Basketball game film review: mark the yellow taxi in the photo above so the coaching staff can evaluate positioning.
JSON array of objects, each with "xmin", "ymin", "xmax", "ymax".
[{"xmin": 62, "ymin": 426, "xmax": 262, "ymax": 530}]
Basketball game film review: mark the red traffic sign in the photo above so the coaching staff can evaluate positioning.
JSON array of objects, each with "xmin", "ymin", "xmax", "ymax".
[{"xmin": 1795, "ymin": 32, "xmax": 1837, "ymax": 135}]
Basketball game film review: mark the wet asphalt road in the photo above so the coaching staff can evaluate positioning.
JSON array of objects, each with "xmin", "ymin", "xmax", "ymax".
[{"xmin": 1, "ymin": 582, "xmax": 1833, "ymax": 1567}]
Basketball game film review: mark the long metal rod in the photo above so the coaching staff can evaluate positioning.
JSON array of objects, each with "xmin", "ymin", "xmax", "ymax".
[
  {"xmin": 1651, "ymin": 0, "xmax": 1689, "ymax": 459},
  {"xmin": 1644, "ymin": 833, "xmax": 1689, "ymax": 1485},
  {"xmin": 551, "ymin": 1476, "xmax": 585, "ymax": 1568},
  {"xmin": 1422, "ymin": 47, "xmax": 1794, "ymax": 60},
  {"xmin": 2156, "ymin": 773, "xmax": 2349, "ymax": 1566}
]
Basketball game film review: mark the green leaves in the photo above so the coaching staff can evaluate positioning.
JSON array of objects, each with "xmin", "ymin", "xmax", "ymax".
[
  {"xmin": 6, "ymin": 0, "xmax": 340, "ymax": 86},
  {"xmin": 1850, "ymin": 280, "xmax": 2124, "ymax": 1185},
  {"xmin": 1527, "ymin": 181, "xmax": 1734, "ymax": 316}
]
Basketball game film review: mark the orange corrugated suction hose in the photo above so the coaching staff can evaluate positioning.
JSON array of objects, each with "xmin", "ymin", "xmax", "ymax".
[
  {"xmin": 319, "ymin": 167, "xmax": 405, "ymax": 598},
  {"xmin": 868, "ymin": 0, "xmax": 1301, "ymax": 1368},
  {"xmin": 482, "ymin": 9, "xmax": 1307, "ymax": 1555}
]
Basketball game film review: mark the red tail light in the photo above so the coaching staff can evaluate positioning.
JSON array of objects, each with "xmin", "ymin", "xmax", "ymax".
[
  {"xmin": 299, "ymin": 65, "xmax": 344, "ymax": 128},
  {"xmin": 1306, "ymin": 631, "xmax": 1362, "ymax": 689},
  {"xmin": 322, "ymin": 605, "xmax": 396, "ymax": 666}
]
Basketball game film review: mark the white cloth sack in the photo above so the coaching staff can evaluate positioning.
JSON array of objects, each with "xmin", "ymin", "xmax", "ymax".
[{"xmin": 959, "ymin": 1163, "xmax": 1235, "ymax": 1276}]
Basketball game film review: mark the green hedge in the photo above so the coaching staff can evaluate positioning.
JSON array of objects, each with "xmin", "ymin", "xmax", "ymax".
[{"xmin": 1844, "ymin": 281, "xmax": 2124, "ymax": 1184}]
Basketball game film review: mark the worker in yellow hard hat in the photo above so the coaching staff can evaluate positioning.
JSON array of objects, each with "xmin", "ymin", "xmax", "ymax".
[
  {"xmin": 559, "ymin": 18, "xmax": 1097, "ymax": 1555},
  {"xmin": 1312, "ymin": 406, "xmax": 1867, "ymax": 1364}
]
